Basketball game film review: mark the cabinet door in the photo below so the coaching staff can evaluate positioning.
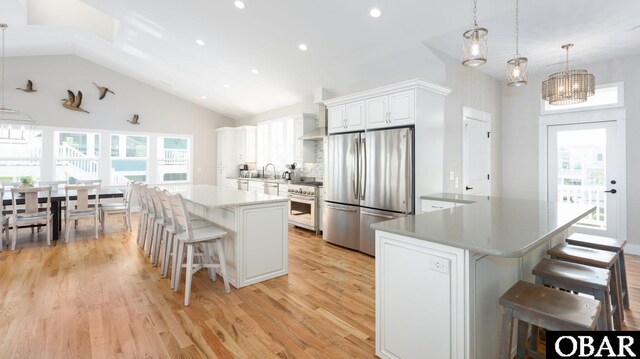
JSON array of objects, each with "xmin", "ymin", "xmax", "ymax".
[
  {"xmin": 345, "ymin": 101, "xmax": 365, "ymax": 131},
  {"xmin": 216, "ymin": 131, "xmax": 226, "ymax": 167},
  {"xmin": 236, "ymin": 128, "xmax": 247, "ymax": 161},
  {"xmin": 327, "ymin": 105, "xmax": 346, "ymax": 134},
  {"xmin": 366, "ymin": 95, "xmax": 389, "ymax": 129},
  {"xmin": 389, "ymin": 90, "xmax": 415, "ymax": 126}
]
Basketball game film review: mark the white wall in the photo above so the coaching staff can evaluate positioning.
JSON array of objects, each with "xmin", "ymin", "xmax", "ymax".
[
  {"xmin": 501, "ymin": 54, "xmax": 640, "ymax": 245},
  {"xmin": 3, "ymin": 55, "xmax": 235, "ymax": 184}
]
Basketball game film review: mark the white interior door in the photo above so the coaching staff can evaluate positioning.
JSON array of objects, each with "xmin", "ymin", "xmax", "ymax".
[
  {"xmin": 547, "ymin": 121, "xmax": 619, "ymax": 237},
  {"xmin": 463, "ymin": 111, "xmax": 491, "ymax": 195}
]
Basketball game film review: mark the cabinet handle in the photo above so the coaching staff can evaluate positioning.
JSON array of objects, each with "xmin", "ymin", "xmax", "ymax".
[
  {"xmin": 344, "ymin": 118, "xmax": 348, "ymax": 128},
  {"xmin": 386, "ymin": 112, "xmax": 390, "ymax": 123}
]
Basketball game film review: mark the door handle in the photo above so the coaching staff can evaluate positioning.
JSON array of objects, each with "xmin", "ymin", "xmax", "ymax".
[
  {"xmin": 361, "ymin": 138, "xmax": 367, "ymax": 200},
  {"xmin": 353, "ymin": 138, "xmax": 359, "ymax": 200},
  {"xmin": 325, "ymin": 204, "xmax": 357, "ymax": 212},
  {"xmin": 465, "ymin": 186, "xmax": 474, "ymax": 191},
  {"xmin": 361, "ymin": 211, "xmax": 397, "ymax": 220},
  {"xmin": 605, "ymin": 189, "xmax": 617, "ymax": 194}
]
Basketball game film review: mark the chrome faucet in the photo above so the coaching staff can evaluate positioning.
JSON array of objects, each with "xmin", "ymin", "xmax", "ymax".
[{"xmin": 263, "ymin": 163, "xmax": 276, "ymax": 179}]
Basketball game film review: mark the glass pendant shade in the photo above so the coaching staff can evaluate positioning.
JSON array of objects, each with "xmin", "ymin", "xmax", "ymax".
[
  {"xmin": 542, "ymin": 69, "xmax": 595, "ymax": 105},
  {"xmin": 542, "ymin": 44, "xmax": 595, "ymax": 105},
  {"xmin": 462, "ymin": 27, "xmax": 488, "ymax": 67},
  {"xmin": 507, "ymin": 57, "xmax": 528, "ymax": 86}
]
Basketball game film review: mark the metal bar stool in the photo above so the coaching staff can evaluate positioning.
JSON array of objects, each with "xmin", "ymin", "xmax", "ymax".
[
  {"xmin": 499, "ymin": 281, "xmax": 601, "ymax": 359},
  {"xmin": 548, "ymin": 243, "xmax": 624, "ymax": 330},
  {"xmin": 567, "ymin": 232, "xmax": 629, "ymax": 309}
]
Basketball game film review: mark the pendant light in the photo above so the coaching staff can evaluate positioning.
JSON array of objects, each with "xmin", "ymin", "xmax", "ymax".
[
  {"xmin": 506, "ymin": 0, "xmax": 527, "ymax": 86},
  {"xmin": 542, "ymin": 44, "xmax": 595, "ymax": 105},
  {"xmin": 462, "ymin": 0, "xmax": 488, "ymax": 67},
  {"xmin": 0, "ymin": 24, "xmax": 37, "ymax": 143}
]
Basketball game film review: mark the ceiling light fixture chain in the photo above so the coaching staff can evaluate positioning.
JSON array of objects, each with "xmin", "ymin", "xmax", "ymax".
[
  {"xmin": 473, "ymin": 0, "xmax": 479, "ymax": 28},
  {"xmin": 1, "ymin": 24, "xmax": 6, "ymax": 109},
  {"xmin": 515, "ymin": 0, "xmax": 519, "ymax": 56}
]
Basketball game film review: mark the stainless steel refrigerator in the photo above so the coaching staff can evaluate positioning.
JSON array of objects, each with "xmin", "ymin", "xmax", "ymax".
[{"xmin": 323, "ymin": 127, "xmax": 413, "ymax": 256}]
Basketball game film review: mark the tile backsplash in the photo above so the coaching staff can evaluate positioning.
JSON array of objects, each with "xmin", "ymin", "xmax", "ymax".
[{"xmin": 299, "ymin": 140, "xmax": 324, "ymax": 181}]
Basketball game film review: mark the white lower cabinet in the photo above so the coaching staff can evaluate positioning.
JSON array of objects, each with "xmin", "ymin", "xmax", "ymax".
[
  {"xmin": 375, "ymin": 229, "xmax": 569, "ymax": 359},
  {"xmin": 376, "ymin": 231, "xmax": 466, "ymax": 359},
  {"xmin": 420, "ymin": 199, "xmax": 458, "ymax": 213},
  {"xmin": 224, "ymin": 179, "xmax": 238, "ymax": 189}
]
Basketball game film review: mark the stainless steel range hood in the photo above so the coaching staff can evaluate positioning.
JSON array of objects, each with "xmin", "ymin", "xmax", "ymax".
[{"xmin": 299, "ymin": 103, "xmax": 327, "ymax": 140}]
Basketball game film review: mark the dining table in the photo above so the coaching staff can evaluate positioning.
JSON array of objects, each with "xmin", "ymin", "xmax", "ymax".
[{"xmin": 2, "ymin": 187, "xmax": 123, "ymax": 240}]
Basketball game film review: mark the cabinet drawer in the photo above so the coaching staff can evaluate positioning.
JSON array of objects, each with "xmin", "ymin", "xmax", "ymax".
[{"xmin": 420, "ymin": 199, "xmax": 456, "ymax": 213}]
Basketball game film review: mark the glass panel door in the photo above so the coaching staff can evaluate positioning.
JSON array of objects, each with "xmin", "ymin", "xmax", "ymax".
[{"xmin": 547, "ymin": 121, "xmax": 618, "ymax": 237}]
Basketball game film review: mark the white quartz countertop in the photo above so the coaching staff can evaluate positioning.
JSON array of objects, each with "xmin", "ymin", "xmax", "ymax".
[
  {"xmin": 159, "ymin": 184, "xmax": 289, "ymax": 208},
  {"xmin": 372, "ymin": 194, "xmax": 595, "ymax": 258}
]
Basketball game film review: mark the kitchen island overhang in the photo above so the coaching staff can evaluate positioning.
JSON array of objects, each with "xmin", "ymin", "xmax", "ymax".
[
  {"xmin": 161, "ymin": 184, "xmax": 290, "ymax": 289},
  {"xmin": 372, "ymin": 194, "xmax": 595, "ymax": 359}
]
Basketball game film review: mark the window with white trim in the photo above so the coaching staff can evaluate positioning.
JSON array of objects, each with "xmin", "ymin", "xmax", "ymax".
[
  {"xmin": 111, "ymin": 134, "xmax": 149, "ymax": 184},
  {"xmin": 157, "ymin": 136, "xmax": 191, "ymax": 183},
  {"xmin": 55, "ymin": 131, "xmax": 101, "ymax": 182},
  {"xmin": 0, "ymin": 128, "xmax": 42, "ymax": 182},
  {"xmin": 541, "ymin": 82, "xmax": 624, "ymax": 115}
]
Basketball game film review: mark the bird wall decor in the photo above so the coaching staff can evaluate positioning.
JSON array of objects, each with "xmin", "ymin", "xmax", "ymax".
[
  {"xmin": 16, "ymin": 80, "xmax": 36, "ymax": 92},
  {"xmin": 128, "ymin": 114, "xmax": 140, "ymax": 125},
  {"xmin": 93, "ymin": 82, "xmax": 114, "ymax": 100},
  {"xmin": 61, "ymin": 90, "xmax": 89, "ymax": 113}
]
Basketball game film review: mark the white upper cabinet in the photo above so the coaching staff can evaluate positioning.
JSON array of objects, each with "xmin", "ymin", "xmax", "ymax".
[
  {"xmin": 216, "ymin": 127, "xmax": 236, "ymax": 168},
  {"xmin": 328, "ymin": 105, "xmax": 346, "ymax": 133},
  {"xmin": 366, "ymin": 95, "xmax": 389, "ymax": 129},
  {"xmin": 388, "ymin": 90, "xmax": 415, "ymax": 126},
  {"xmin": 365, "ymin": 90, "xmax": 415, "ymax": 130},
  {"xmin": 236, "ymin": 126, "xmax": 257, "ymax": 163},
  {"xmin": 328, "ymin": 101, "xmax": 365, "ymax": 134}
]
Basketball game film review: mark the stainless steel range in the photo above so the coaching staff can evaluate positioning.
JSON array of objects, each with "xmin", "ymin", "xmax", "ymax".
[{"xmin": 287, "ymin": 183, "xmax": 321, "ymax": 234}]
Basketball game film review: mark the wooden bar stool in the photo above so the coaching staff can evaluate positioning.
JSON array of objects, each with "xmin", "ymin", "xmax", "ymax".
[
  {"xmin": 532, "ymin": 258, "xmax": 612, "ymax": 330},
  {"xmin": 548, "ymin": 243, "xmax": 624, "ymax": 329},
  {"xmin": 499, "ymin": 281, "xmax": 601, "ymax": 359},
  {"xmin": 567, "ymin": 233, "xmax": 629, "ymax": 309}
]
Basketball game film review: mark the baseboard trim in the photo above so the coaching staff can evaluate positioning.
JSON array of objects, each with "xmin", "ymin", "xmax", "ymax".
[{"xmin": 625, "ymin": 244, "xmax": 640, "ymax": 256}]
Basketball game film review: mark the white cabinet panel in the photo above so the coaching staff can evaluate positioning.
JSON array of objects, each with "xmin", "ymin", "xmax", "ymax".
[
  {"xmin": 328, "ymin": 105, "xmax": 346, "ymax": 133},
  {"xmin": 420, "ymin": 199, "xmax": 457, "ymax": 213},
  {"xmin": 236, "ymin": 126, "xmax": 257, "ymax": 163},
  {"xmin": 345, "ymin": 101, "xmax": 365, "ymax": 131},
  {"xmin": 328, "ymin": 102, "xmax": 364, "ymax": 133},
  {"xmin": 388, "ymin": 90, "xmax": 415, "ymax": 126},
  {"xmin": 376, "ymin": 231, "xmax": 465, "ymax": 359},
  {"xmin": 366, "ymin": 96, "xmax": 389, "ymax": 129}
]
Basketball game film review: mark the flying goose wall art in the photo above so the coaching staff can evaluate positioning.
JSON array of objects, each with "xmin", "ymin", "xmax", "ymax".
[
  {"xmin": 16, "ymin": 80, "xmax": 36, "ymax": 92},
  {"xmin": 128, "ymin": 114, "xmax": 140, "ymax": 125},
  {"xmin": 62, "ymin": 90, "xmax": 89, "ymax": 113},
  {"xmin": 93, "ymin": 82, "xmax": 115, "ymax": 100}
]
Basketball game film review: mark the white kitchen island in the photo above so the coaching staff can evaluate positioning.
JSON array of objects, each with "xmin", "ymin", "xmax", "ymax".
[
  {"xmin": 161, "ymin": 184, "xmax": 289, "ymax": 289},
  {"xmin": 371, "ymin": 194, "xmax": 595, "ymax": 359}
]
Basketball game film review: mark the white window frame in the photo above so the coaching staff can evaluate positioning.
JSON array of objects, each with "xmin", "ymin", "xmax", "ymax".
[
  {"xmin": 54, "ymin": 130, "xmax": 102, "ymax": 182},
  {"xmin": 26, "ymin": 125, "xmax": 193, "ymax": 186},
  {"xmin": 540, "ymin": 82, "xmax": 624, "ymax": 115},
  {"xmin": 110, "ymin": 133, "xmax": 150, "ymax": 184},
  {"xmin": 156, "ymin": 135, "xmax": 192, "ymax": 184}
]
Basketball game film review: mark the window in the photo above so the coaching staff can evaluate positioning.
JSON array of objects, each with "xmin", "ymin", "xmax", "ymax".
[
  {"xmin": 157, "ymin": 136, "xmax": 191, "ymax": 183},
  {"xmin": 0, "ymin": 129, "xmax": 42, "ymax": 182},
  {"xmin": 55, "ymin": 131, "xmax": 101, "ymax": 182},
  {"xmin": 111, "ymin": 134, "xmax": 148, "ymax": 184},
  {"xmin": 541, "ymin": 82, "xmax": 624, "ymax": 114}
]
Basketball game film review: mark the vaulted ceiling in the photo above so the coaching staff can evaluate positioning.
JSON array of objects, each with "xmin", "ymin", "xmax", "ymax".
[{"xmin": 2, "ymin": 0, "xmax": 640, "ymax": 119}]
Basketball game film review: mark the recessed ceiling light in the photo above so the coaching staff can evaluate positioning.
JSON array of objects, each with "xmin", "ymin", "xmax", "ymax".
[
  {"xmin": 370, "ymin": 8, "xmax": 382, "ymax": 18},
  {"xmin": 251, "ymin": 69, "xmax": 259, "ymax": 74},
  {"xmin": 201, "ymin": 95, "xmax": 207, "ymax": 99},
  {"xmin": 298, "ymin": 43, "xmax": 308, "ymax": 51},
  {"xmin": 234, "ymin": 1, "xmax": 245, "ymax": 9},
  {"xmin": 223, "ymin": 84, "xmax": 230, "ymax": 88},
  {"xmin": 196, "ymin": 39, "xmax": 205, "ymax": 46}
]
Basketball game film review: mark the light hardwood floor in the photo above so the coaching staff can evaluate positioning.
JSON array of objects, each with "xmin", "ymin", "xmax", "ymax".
[{"xmin": 0, "ymin": 217, "xmax": 638, "ymax": 358}]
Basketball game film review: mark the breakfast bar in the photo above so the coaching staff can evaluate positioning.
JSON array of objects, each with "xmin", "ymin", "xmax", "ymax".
[
  {"xmin": 161, "ymin": 184, "xmax": 289, "ymax": 289},
  {"xmin": 372, "ymin": 194, "xmax": 595, "ymax": 359}
]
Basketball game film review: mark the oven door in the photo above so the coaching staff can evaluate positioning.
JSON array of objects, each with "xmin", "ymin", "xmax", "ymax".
[{"xmin": 288, "ymin": 194, "xmax": 316, "ymax": 228}]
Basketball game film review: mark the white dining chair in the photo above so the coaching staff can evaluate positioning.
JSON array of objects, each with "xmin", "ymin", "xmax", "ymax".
[
  {"xmin": 74, "ymin": 179, "xmax": 103, "ymax": 185},
  {"xmin": 0, "ymin": 188, "xmax": 9, "ymax": 250},
  {"xmin": 100, "ymin": 181, "xmax": 133, "ymax": 231},
  {"xmin": 149, "ymin": 187, "xmax": 167, "ymax": 265},
  {"xmin": 38, "ymin": 180, "xmax": 68, "ymax": 189},
  {"xmin": 64, "ymin": 184, "xmax": 101, "ymax": 242},
  {"xmin": 168, "ymin": 192, "xmax": 230, "ymax": 306},
  {"xmin": 10, "ymin": 186, "xmax": 53, "ymax": 250},
  {"xmin": 134, "ymin": 183, "xmax": 149, "ymax": 247},
  {"xmin": 141, "ymin": 185, "xmax": 161, "ymax": 257}
]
